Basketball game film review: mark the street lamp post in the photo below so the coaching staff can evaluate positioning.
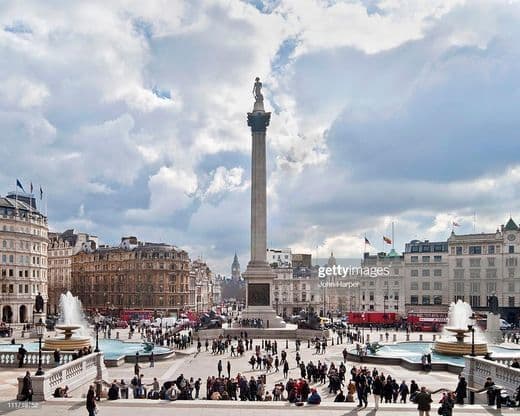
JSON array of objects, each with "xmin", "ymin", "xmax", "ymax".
[
  {"xmin": 35, "ymin": 319, "xmax": 45, "ymax": 376},
  {"xmin": 94, "ymin": 314, "xmax": 100, "ymax": 353},
  {"xmin": 468, "ymin": 313, "xmax": 476, "ymax": 356}
]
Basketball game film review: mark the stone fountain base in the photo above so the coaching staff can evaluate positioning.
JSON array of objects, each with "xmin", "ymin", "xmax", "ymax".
[
  {"xmin": 43, "ymin": 325, "xmax": 91, "ymax": 351},
  {"xmin": 433, "ymin": 340, "xmax": 488, "ymax": 356},
  {"xmin": 433, "ymin": 327, "xmax": 488, "ymax": 356}
]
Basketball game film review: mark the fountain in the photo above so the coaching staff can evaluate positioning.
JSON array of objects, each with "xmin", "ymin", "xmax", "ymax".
[
  {"xmin": 43, "ymin": 292, "xmax": 91, "ymax": 351},
  {"xmin": 433, "ymin": 300, "xmax": 488, "ymax": 356}
]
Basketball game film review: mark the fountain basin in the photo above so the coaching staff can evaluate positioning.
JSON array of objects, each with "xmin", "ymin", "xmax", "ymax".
[
  {"xmin": 433, "ymin": 340, "xmax": 487, "ymax": 356},
  {"xmin": 43, "ymin": 324, "xmax": 91, "ymax": 351}
]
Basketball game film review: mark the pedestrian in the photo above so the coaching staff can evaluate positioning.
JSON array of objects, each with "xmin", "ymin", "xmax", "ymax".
[
  {"xmin": 53, "ymin": 348, "xmax": 61, "ymax": 367},
  {"xmin": 194, "ymin": 378, "xmax": 201, "ymax": 399},
  {"xmin": 134, "ymin": 360, "xmax": 140, "ymax": 376},
  {"xmin": 217, "ymin": 360, "xmax": 223, "ymax": 378},
  {"xmin": 455, "ymin": 376, "xmax": 467, "ymax": 405},
  {"xmin": 86, "ymin": 384, "xmax": 97, "ymax": 416},
  {"xmin": 17, "ymin": 344, "xmax": 27, "ymax": 368},
  {"xmin": 399, "ymin": 380, "xmax": 409, "ymax": 403},
  {"xmin": 21, "ymin": 371, "xmax": 32, "ymax": 402},
  {"xmin": 149, "ymin": 352, "xmax": 155, "ymax": 368},
  {"xmin": 283, "ymin": 361, "xmax": 289, "ymax": 379},
  {"xmin": 227, "ymin": 361, "xmax": 231, "ymax": 379},
  {"xmin": 372, "ymin": 375, "xmax": 382, "ymax": 409},
  {"xmin": 415, "ymin": 386, "xmax": 432, "ymax": 416}
]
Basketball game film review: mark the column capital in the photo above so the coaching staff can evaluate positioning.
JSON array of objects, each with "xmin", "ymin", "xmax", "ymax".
[{"xmin": 247, "ymin": 111, "xmax": 271, "ymax": 132}]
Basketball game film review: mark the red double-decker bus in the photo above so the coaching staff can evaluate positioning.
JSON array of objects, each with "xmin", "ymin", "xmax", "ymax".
[
  {"xmin": 407, "ymin": 313, "xmax": 447, "ymax": 332},
  {"xmin": 347, "ymin": 312, "xmax": 399, "ymax": 326},
  {"xmin": 120, "ymin": 309, "xmax": 154, "ymax": 322}
]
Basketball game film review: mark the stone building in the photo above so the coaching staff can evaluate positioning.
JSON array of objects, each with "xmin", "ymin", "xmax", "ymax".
[
  {"xmin": 190, "ymin": 259, "xmax": 213, "ymax": 312},
  {"xmin": 272, "ymin": 264, "xmax": 322, "ymax": 318},
  {"xmin": 403, "ymin": 240, "xmax": 449, "ymax": 315},
  {"xmin": 360, "ymin": 250, "xmax": 405, "ymax": 314},
  {"xmin": 231, "ymin": 253, "xmax": 241, "ymax": 281},
  {"xmin": 0, "ymin": 192, "xmax": 48, "ymax": 324},
  {"xmin": 71, "ymin": 236, "xmax": 191, "ymax": 315},
  {"xmin": 47, "ymin": 229, "xmax": 98, "ymax": 315}
]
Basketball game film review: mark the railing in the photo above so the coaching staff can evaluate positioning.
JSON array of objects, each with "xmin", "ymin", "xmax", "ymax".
[
  {"xmin": 0, "ymin": 351, "xmax": 74, "ymax": 368},
  {"xmin": 17, "ymin": 352, "xmax": 107, "ymax": 401},
  {"xmin": 462, "ymin": 355, "xmax": 520, "ymax": 395}
]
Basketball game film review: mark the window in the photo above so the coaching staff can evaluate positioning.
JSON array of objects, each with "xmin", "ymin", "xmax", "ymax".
[
  {"xmin": 506, "ymin": 258, "xmax": 518, "ymax": 267},
  {"xmin": 422, "ymin": 282, "xmax": 430, "ymax": 290},
  {"xmin": 470, "ymin": 282, "xmax": 480, "ymax": 293},
  {"xmin": 411, "ymin": 246, "xmax": 419, "ymax": 253},
  {"xmin": 410, "ymin": 282, "xmax": 418, "ymax": 290},
  {"xmin": 422, "ymin": 295, "xmax": 430, "ymax": 305},
  {"xmin": 509, "ymin": 297, "xmax": 515, "ymax": 307},
  {"xmin": 509, "ymin": 268, "xmax": 515, "ymax": 278},
  {"xmin": 394, "ymin": 268, "xmax": 400, "ymax": 275},
  {"xmin": 469, "ymin": 258, "xmax": 481, "ymax": 267},
  {"xmin": 434, "ymin": 245, "xmax": 444, "ymax": 252},
  {"xmin": 422, "ymin": 269, "xmax": 430, "ymax": 277},
  {"xmin": 469, "ymin": 269, "xmax": 480, "ymax": 279},
  {"xmin": 486, "ymin": 282, "xmax": 496, "ymax": 293},
  {"xmin": 488, "ymin": 257, "xmax": 495, "ymax": 267},
  {"xmin": 433, "ymin": 269, "xmax": 442, "ymax": 277},
  {"xmin": 421, "ymin": 245, "xmax": 431, "ymax": 252},
  {"xmin": 434, "ymin": 255, "xmax": 442, "ymax": 262},
  {"xmin": 456, "ymin": 259, "xmax": 463, "ymax": 267},
  {"xmin": 509, "ymin": 282, "xmax": 515, "ymax": 292},
  {"xmin": 509, "ymin": 245, "xmax": 515, "ymax": 254},
  {"xmin": 410, "ymin": 296, "xmax": 418, "ymax": 305},
  {"xmin": 470, "ymin": 295, "xmax": 480, "ymax": 308},
  {"xmin": 433, "ymin": 295, "xmax": 442, "ymax": 305},
  {"xmin": 411, "ymin": 269, "xmax": 418, "ymax": 277},
  {"xmin": 454, "ymin": 281, "xmax": 464, "ymax": 293},
  {"xmin": 456, "ymin": 247, "xmax": 463, "ymax": 255},
  {"xmin": 488, "ymin": 245, "xmax": 495, "ymax": 255},
  {"xmin": 422, "ymin": 256, "xmax": 430, "ymax": 263},
  {"xmin": 469, "ymin": 246, "xmax": 482, "ymax": 254},
  {"xmin": 434, "ymin": 282, "xmax": 442, "ymax": 290},
  {"xmin": 411, "ymin": 256, "xmax": 418, "ymax": 263},
  {"xmin": 454, "ymin": 269, "xmax": 464, "ymax": 279},
  {"xmin": 486, "ymin": 269, "xmax": 497, "ymax": 279}
]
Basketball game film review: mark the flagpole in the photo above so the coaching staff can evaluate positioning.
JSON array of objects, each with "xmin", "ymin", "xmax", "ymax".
[{"xmin": 391, "ymin": 222, "xmax": 395, "ymax": 250}]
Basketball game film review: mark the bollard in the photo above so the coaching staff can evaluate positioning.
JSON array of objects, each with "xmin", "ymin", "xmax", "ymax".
[
  {"xmin": 419, "ymin": 334, "xmax": 423, "ymax": 341},
  {"xmin": 286, "ymin": 339, "xmax": 288, "ymax": 349},
  {"xmin": 116, "ymin": 332, "xmax": 120, "ymax": 339},
  {"xmin": 379, "ymin": 334, "xmax": 383, "ymax": 342},
  {"xmin": 406, "ymin": 334, "xmax": 410, "ymax": 341},
  {"xmin": 392, "ymin": 334, "xmax": 396, "ymax": 342},
  {"xmin": 332, "ymin": 338, "xmax": 334, "ymax": 346},
  {"xmin": 469, "ymin": 390, "xmax": 475, "ymax": 405},
  {"xmin": 21, "ymin": 331, "xmax": 24, "ymax": 338},
  {"xmin": 366, "ymin": 334, "xmax": 370, "ymax": 342},
  {"xmin": 432, "ymin": 334, "xmax": 436, "ymax": 341},
  {"xmin": 308, "ymin": 339, "xmax": 311, "ymax": 348}
]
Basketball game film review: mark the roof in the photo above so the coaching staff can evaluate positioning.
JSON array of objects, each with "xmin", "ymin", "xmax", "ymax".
[
  {"xmin": 504, "ymin": 218, "xmax": 519, "ymax": 231},
  {"xmin": 0, "ymin": 194, "xmax": 46, "ymax": 218}
]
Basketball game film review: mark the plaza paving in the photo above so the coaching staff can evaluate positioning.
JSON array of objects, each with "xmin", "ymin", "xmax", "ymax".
[{"xmin": 0, "ymin": 328, "xmax": 514, "ymax": 414}]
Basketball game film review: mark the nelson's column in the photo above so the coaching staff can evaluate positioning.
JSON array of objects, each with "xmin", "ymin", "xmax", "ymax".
[{"xmin": 239, "ymin": 77, "xmax": 285, "ymax": 328}]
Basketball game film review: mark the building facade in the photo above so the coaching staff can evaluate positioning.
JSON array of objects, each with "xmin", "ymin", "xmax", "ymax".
[
  {"xmin": 267, "ymin": 248, "xmax": 292, "ymax": 267},
  {"xmin": 0, "ymin": 192, "xmax": 48, "ymax": 324},
  {"xmin": 71, "ymin": 237, "xmax": 191, "ymax": 316},
  {"xmin": 403, "ymin": 240, "xmax": 449, "ymax": 315},
  {"xmin": 47, "ymin": 229, "xmax": 98, "ymax": 315},
  {"xmin": 190, "ymin": 259, "xmax": 213, "ymax": 312},
  {"xmin": 273, "ymin": 264, "xmax": 322, "ymax": 318},
  {"xmin": 231, "ymin": 253, "xmax": 241, "ymax": 281}
]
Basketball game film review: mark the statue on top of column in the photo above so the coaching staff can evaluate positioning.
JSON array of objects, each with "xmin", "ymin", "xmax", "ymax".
[{"xmin": 252, "ymin": 77, "xmax": 263, "ymax": 102}]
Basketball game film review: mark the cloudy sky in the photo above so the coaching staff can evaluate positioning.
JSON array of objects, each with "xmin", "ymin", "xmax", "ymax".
[{"xmin": 1, "ymin": 0, "xmax": 520, "ymax": 275}]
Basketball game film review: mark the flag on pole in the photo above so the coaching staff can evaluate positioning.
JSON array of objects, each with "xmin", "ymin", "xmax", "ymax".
[
  {"xmin": 39, "ymin": 186, "xmax": 43, "ymax": 200},
  {"xmin": 30, "ymin": 182, "xmax": 33, "ymax": 194},
  {"xmin": 452, "ymin": 221, "xmax": 460, "ymax": 227},
  {"xmin": 364, "ymin": 237, "xmax": 371, "ymax": 245},
  {"xmin": 383, "ymin": 236, "xmax": 392, "ymax": 244},
  {"xmin": 16, "ymin": 179, "xmax": 25, "ymax": 192}
]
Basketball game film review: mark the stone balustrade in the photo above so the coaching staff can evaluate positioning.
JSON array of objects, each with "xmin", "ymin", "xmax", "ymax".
[
  {"xmin": 462, "ymin": 355, "xmax": 520, "ymax": 395},
  {"xmin": 0, "ymin": 351, "xmax": 74, "ymax": 368},
  {"xmin": 17, "ymin": 352, "xmax": 107, "ymax": 401}
]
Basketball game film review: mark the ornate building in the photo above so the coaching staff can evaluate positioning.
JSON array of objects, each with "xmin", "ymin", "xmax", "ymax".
[
  {"xmin": 0, "ymin": 192, "xmax": 48, "ymax": 324},
  {"xmin": 190, "ymin": 259, "xmax": 213, "ymax": 312},
  {"xmin": 71, "ymin": 237, "xmax": 191, "ymax": 315},
  {"xmin": 47, "ymin": 229, "xmax": 98, "ymax": 315}
]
